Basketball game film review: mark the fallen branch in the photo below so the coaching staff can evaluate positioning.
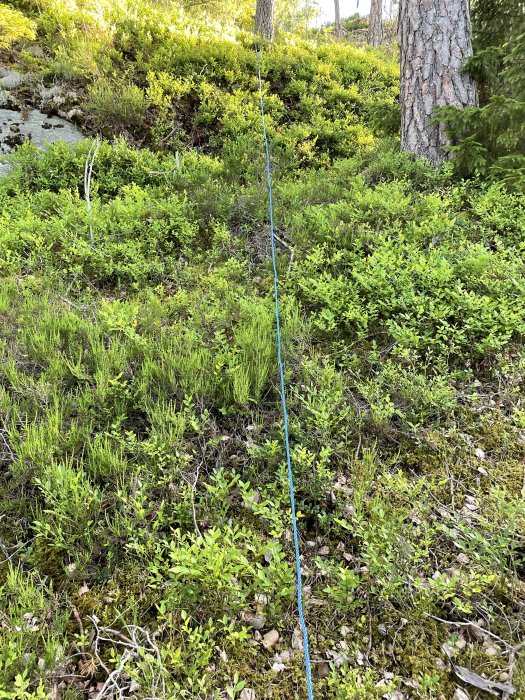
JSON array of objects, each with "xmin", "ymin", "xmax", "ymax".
[
  {"xmin": 88, "ymin": 617, "xmax": 166, "ymax": 700},
  {"xmin": 84, "ymin": 137, "xmax": 100, "ymax": 244}
]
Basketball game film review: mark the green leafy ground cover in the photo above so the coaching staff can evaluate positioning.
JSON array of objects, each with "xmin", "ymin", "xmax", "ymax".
[{"xmin": 0, "ymin": 1, "xmax": 524, "ymax": 699}]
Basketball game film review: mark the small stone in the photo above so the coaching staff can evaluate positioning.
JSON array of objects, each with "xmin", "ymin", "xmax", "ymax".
[
  {"xmin": 318, "ymin": 546, "xmax": 330, "ymax": 556},
  {"xmin": 244, "ymin": 614, "xmax": 265, "ymax": 631},
  {"xmin": 240, "ymin": 689, "xmax": 256, "ymax": 700},
  {"xmin": 316, "ymin": 661, "xmax": 331, "ymax": 678},
  {"xmin": 302, "ymin": 585, "xmax": 312, "ymax": 599},
  {"xmin": 340, "ymin": 626, "xmax": 350, "ymax": 637},
  {"xmin": 291, "ymin": 628, "xmax": 303, "ymax": 651},
  {"xmin": 435, "ymin": 657, "xmax": 447, "ymax": 670},
  {"xmin": 464, "ymin": 503, "xmax": 479, "ymax": 512},
  {"xmin": 442, "ymin": 642, "xmax": 455, "ymax": 659},
  {"xmin": 474, "ymin": 447, "xmax": 486, "ymax": 460},
  {"xmin": 455, "ymin": 635, "xmax": 467, "ymax": 651},
  {"xmin": 262, "ymin": 630, "xmax": 279, "ymax": 650},
  {"xmin": 453, "ymin": 689, "xmax": 470, "ymax": 700},
  {"xmin": 483, "ymin": 643, "xmax": 501, "ymax": 657}
]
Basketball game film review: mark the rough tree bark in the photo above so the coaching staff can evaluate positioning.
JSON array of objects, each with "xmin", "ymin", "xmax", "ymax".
[
  {"xmin": 334, "ymin": 0, "xmax": 342, "ymax": 39},
  {"xmin": 255, "ymin": 0, "xmax": 276, "ymax": 41},
  {"xmin": 399, "ymin": 0, "xmax": 478, "ymax": 165},
  {"xmin": 368, "ymin": 0, "xmax": 383, "ymax": 46}
]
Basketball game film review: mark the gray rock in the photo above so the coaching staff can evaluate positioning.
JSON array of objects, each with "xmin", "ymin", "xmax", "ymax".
[
  {"xmin": 261, "ymin": 629, "xmax": 279, "ymax": 650},
  {"xmin": 0, "ymin": 107, "xmax": 84, "ymax": 176}
]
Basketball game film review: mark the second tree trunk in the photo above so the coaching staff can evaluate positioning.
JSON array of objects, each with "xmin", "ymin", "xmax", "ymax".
[
  {"xmin": 399, "ymin": 0, "xmax": 478, "ymax": 165},
  {"xmin": 368, "ymin": 0, "xmax": 383, "ymax": 46},
  {"xmin": 334, "ymin": 0, "xmax": 342, "ymax": 39},
  {"xmin": 255, "ymin": 0, "xmax": 276, "ymax": 42}
]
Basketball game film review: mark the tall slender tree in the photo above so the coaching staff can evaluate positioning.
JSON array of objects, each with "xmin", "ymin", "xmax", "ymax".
[
  {"xmin": 368, "ymin": 0, "xmax": 383, "ymax": 46},
  {"xmin": 399, "ymin": 0, "xmax": 478, "ymax": 165},
  {"xmin": 255, "ymin": 0, "xmax": 276, "ymax": 41},
  {"xmin": 334, "ymin": 0, "xmax": 342, "ymax": 38}
]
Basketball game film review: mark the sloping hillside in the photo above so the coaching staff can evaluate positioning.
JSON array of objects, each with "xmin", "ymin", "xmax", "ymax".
[{"xmin": 0, "ymin": 1, "xmax": 524, "ymax": 698}]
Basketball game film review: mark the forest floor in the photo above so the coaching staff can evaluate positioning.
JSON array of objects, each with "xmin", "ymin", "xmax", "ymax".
[{"xmin": 1, "ymin": 2, "xmax": 524, "ymax": 699}]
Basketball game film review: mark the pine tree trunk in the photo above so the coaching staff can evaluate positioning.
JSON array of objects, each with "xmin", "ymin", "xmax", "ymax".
[
  {"xmin": 255, "ymin": 0, "xmax": 275, "ymax": 41},
  {"xmin": 334, "ymin": 0, "xmax": 342, "ymax": 38},
  {"xmin": 368, "ymin": 0, "xmax": 383, "ymax": 46},
  {"xmin": 399, "ymin": 0, "xmax": 478, "ymax": 165}
]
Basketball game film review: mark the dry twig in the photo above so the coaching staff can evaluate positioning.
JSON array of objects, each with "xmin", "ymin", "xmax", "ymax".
[{"xmin": 88, "ymin": 617, "xmax": 166, "ymax": 700}]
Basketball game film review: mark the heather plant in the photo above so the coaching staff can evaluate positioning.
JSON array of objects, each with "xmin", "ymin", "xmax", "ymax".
[{"xmin": 0, "ymin": 2, "xmax": 35, "ymax": 47}]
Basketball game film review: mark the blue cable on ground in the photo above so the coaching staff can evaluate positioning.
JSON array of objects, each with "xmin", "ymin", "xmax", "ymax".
[{"xmin": 255, "ymin": 46, "xmax": 315, "ymax": 700}]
